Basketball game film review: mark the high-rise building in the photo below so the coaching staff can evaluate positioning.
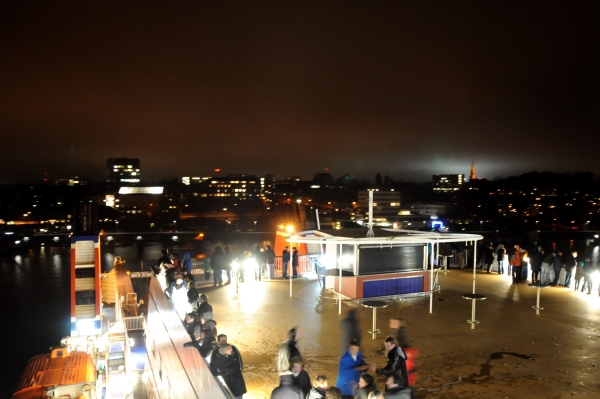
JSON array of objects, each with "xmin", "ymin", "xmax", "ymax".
[
  {"xmin": 357, "ymin": 189, "xmax": 402, "ymax": 222},
  {"xmin": 432, "ymin": 174, "xmax": 464, "ymax": 192},
  {"xmin": 107, "ymin": 158, "xmax": 141, "ymax": 184}
]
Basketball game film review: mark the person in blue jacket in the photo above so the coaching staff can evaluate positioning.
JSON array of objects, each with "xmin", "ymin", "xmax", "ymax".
[{"xmin": 336, "ymin": 339, "xmax": 369, "ymax": 398}]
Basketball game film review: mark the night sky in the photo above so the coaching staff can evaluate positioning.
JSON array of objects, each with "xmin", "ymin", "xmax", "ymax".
[{"xmin": 1, "ymin": 1, "xmax": 599, "ymax": 184}]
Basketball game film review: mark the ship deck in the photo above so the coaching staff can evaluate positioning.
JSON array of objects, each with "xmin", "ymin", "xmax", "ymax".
[{"xmin": 131, "ymin": 269, "xmax": 600, "ymax": 398}]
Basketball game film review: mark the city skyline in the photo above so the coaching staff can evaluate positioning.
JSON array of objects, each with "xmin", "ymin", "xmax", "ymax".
[{"xmin": 1, "ymin": 2, "xmax": 599, "ymax": 184}]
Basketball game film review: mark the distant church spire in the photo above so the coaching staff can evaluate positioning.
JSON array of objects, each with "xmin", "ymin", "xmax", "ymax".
[{"xmin": 470, "ymin": 161, "xmax": 476, "ymax": 180}]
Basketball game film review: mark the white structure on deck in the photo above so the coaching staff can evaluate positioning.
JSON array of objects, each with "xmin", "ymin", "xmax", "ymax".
[{"xmin": 286, "ymin": 229, "xmax": 483, "ymax": 314}]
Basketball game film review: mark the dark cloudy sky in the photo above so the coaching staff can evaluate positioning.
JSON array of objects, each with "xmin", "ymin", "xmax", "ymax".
[{"xmin": 1, "ymin": 1, "xmax": 599, "ymax": 184}]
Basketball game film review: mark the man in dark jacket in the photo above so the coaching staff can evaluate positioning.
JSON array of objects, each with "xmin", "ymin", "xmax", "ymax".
[
  {"xmin": 197, "ymin": 293, "xmax": 213, "ymax": 315},
  {"xmin": 529, "ymin": 249, "xmax": 543, "ymax": 283},
  {"xmin": 551, "ymin": 251, "xmax": 563, "ymax": 286},
  {"xmin": 211, "ymin": 343, "xmax": 247, "ymax": 399},
  {"xmin": 292, "ymin": 247, "xmax": 299, "ymax": 278},
  {"xmin": 264, "ymin": 245, "xmax": 276, "ymax": 280},
  {"xmin": 375, "ymin": 337, "xmax": 409, "ymax": 389},
  {"xmin": 563, "ymin": 251, "xmax": 577, "ymax": 288},
  {"xmin": 270, "ymin": 373, "xmax": 304, "ymax": 399},
  {"xmin": 282, "ymin": 246, "xmax": 291, "ymax": 279},
  {"xmin": 211, "ymin": 334, "xmax": 243, "ymax": 370},
  {"xmin": 211, "ymin": 246, "xmax": 225, "ymax": 286}
]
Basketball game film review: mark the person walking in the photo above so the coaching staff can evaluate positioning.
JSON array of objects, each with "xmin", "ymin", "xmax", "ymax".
[
  {"xmin": 581, "ymin": 258, "xmax": 594, "ymax": 294},
  {"xmin": 282, "ymin": 246, "xmax": 291, "ymax": 279}
]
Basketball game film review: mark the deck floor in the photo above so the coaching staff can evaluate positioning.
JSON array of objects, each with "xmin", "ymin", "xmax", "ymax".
[{"xmin": 131, "ymin": 270, "xmax": 600, "ymax": 399}]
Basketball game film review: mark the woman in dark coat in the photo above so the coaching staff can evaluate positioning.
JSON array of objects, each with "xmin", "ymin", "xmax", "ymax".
[{"xmin": 211, "ymin": 344, "xmax": 246, "ymax": 398}]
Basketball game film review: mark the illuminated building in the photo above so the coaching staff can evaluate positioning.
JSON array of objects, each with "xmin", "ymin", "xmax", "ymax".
[
  {"xmin": 432, "ymin": 174, "xmax": 464, "ymax": 192},
  {"xmin": 182, "ymin": 174, "xmax": 260, "ymax": 199},
  {"xmin": 357, "ymin": 189, "xmax": 402, "ymax": 226},
  {"xmin": 107, "ymin": 158, "xmax": 141, "ymax": 184}
]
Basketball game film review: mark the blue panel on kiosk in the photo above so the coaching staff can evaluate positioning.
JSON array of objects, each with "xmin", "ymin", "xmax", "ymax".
[{"xmin": 363, "ymin": 276, "xmax": 424, "ymax": 298}]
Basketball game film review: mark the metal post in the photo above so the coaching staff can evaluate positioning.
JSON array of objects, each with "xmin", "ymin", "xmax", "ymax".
[
  {"xmin": 429, "ymin": 240, "xmax": 433, "ymax": 314},
  {"xmin": 289, "ymin": 241, "xmax": 293, "ymax": 297},
  {"xmin": 535, "ymin": 287, "xmax": 541, "ymax": 315},
  {"xmin": 471, "ymin": 300, "xmax": 476, "ymax": 330},
  {"xmin": 316, "ymin": 209, "xmax": 320, "ymax": 230},
  {"xmin": 338, "ymin": 243, "xmax": 342, "ymax": 315},
  {"xmin": 473, "ymin": 240, "xmax": 477, "ymax": 294},
  {"xmin": 372, "ymin": 307, "xmax": 377, "ymax": 339}
]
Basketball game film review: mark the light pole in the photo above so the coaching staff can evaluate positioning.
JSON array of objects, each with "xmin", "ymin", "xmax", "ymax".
[{"xmin": 286, "ymin": 225, "xmax": 294, "ymax": 297}]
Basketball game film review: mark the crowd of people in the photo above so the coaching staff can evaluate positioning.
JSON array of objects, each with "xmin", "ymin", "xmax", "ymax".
[
  {"xmin": 154, "ymin": 248, "xmax": 247, "ymax": 398},
  {"xmin": 153, "ymin": 247, "xmax": 416, "ymax": 398},
  {"xmin": 271, "ymin": 313, "xmax": 416, "ymax": 399},
  {"xmin": 473, "ymin": 242, "xmax": 599, "ymax": 294}
]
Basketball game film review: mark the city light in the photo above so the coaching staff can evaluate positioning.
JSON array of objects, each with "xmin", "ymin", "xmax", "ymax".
[{"xmin": 286, "ymin": 225, "xmax": 294, "ymax": 233}]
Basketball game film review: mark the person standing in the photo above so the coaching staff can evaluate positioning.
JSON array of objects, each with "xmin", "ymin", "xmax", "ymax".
[
  {"xmin": 541, "ymin": 251, "xmax": 554, "ymax": 284},
  {"xmin": 511, "ymin": 244, "xmax": 523, "ymax": 283},
  {"xmin": 282, "ymin": 246, "xmax": 291, "ymax": 279},
  {"xmin": 307, "ymin": 375, "xmax": 329, "ymax": 399},
  {"xmin": 264, "ymin": 245, "xmax": 276, "ymax": 280},
  {"xmin": 497, "ymin": 244, "xmax": 506, "ymax": 274},
  {"xmin": 292, "ymin": 247, "xmax": 299, "ymax": 278},
  {"xmin": 375, "ymin": 337, "xmax": 409, "ymax": 390},
  {"xmin": 271, "ymin": 372, "xmax": 304, "ymax": 399},
  {"xmin": 291, "ymin": 357, "xmax": 312, "ymax": 398},
  {"xmin": 211, "ymin": 344, "xmax": 247, "ymax": 399},
  {"xmin": 224, "ymin": 247, "xmax": 233, "ymax": 285},
  {"xmin": 529, "ymin": 249, "xmax": 543, "ymax": 284},
  {"xmin": 581, "ymin": 258, "xmax": 594, "ymax": 294},
  {"xmin": 551, "ymin": 251, "xmax": 563, "ymax": 286},
  {"xmin": 211, "ymin": 334, "xmax": 243, "ymax": 370},
  {"xmin": 354, "ymin": 374, "xmax": 376, "ymax": 399},
  {"xmin": 254, "ymin": 245, "xmax": 264, "ymax": 281},
  {"xmin": 339, "ymin": 309, "xmax": 362, "ymax": 356},
  {"xmin": 211, "ymin": 246, "xmax": 225, "ymax": 287},
  {"xmin": 182, "ymin": 252, "xmax": 193, "ymax": 275},
  {"xmin": 563, "ymin": 251, "xmax": 577, "ymax": 288},
  {"xmin": 336, "ymin": 340, "xmax": 369, "ymax": 399}
]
